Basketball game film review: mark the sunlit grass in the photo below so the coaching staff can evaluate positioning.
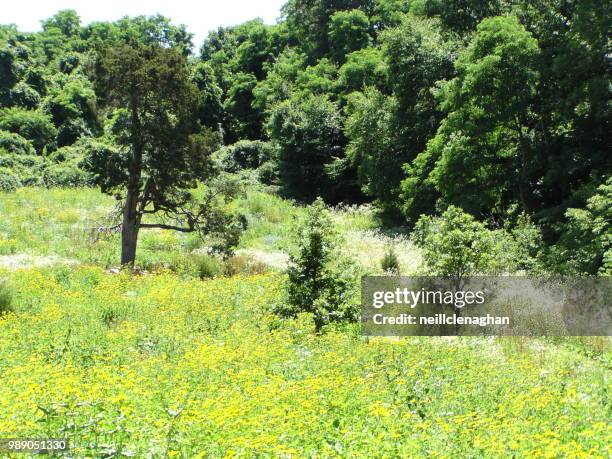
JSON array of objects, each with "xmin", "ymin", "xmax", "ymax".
[{"xmin": 0, "ymin": 266, "xmax": 609, "ymax": 457}]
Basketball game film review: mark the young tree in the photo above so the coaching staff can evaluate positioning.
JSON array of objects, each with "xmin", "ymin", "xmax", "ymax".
[
  {"xmin": 90, "ymin": 42, "xmax": 241, "ymax": 265},
  {"xmin": 277, "ymin": 198, "xmax": 358, "ymax": 332},
  {"xmin": 412, "ymin": 205, "xmax": 542, "ymax": 280},
  {"xmin": 381, "ymin": 245, "xmax": 400, "ymax": 275},
  {"xmin": 413, "ymin": 206, "xmax": 497, "ymax": 282}
]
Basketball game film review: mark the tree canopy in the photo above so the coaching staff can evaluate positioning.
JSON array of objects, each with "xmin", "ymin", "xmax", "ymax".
[{"xmin": 0, "ymin": 2, "xmax": 609, "ymax": 273}]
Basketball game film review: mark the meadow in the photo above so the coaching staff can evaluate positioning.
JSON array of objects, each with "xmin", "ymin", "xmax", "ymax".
[{"xmin": 0, "ymin": 187, "xmax": 610, "ymax": 458}]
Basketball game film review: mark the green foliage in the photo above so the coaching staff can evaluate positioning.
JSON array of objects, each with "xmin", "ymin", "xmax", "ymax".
[
  {"xmin": 224, "ymin": 72, "xmax": 263, "ymax": 141},
  {"xmin": 328, "ymin": 9, "xmax": 371, "ymax": 63},
  {"xmin": 42, "ymin": 163, "xmax": 91, "ymax": 188},
  {"xmin": 41, "ymin": 10, "xmax": 81, "ymax": 37},
  {"xmin": 0, "ymin": 130, "xmax": 36, "ymax": 156},
  {"xmin": 256, "ymin": 159, "xmax": 280, "ymax": 186},
  {"xmin": 381, "ymin": 245, "xmax": 400, "ymax": 274},
  {"xmin": 382, "ymin": 14, "xmax": 454, "ymax": 117},
  {"xmin": 337, "ymin": 47, "xmax": 386, "ymax": 94},
  {"xmin": 58, "ymin": 52, "xmax": 81, "ymax": 74},
  {"xmin": 506, "ymin": 212, "xmax": 543, "ymax": 272},
  {"xmin": 93, "ymin": 43, "xmax": 209, "ymax": 191},
  {"xmin": 253, "ymin": 49, "xmax": 307, "ymax": 112},
  {"xmin": 282, "ymin": 0, "xmax": 374, "ymax": 59},
  {"xmin": 0, "ymin": 46, "xmax": 20, "ymax": 103},
  {"xmin": 414, "ymin": 205, "xmax": 544, "ymax": 277},
  {"xmin": 0, "ymin": 107, "xmax": 57, "ymax": 153},
  {"xmin": 278, "ymin": 198, "xmax": 358, "ymax": 332},
  {"xmin": 375, "ymin": 14, "xmax": 454, "ymax": 216},
  {"xmin": 402, "ymin": 15, "xmax": 539, "ymax": 220},
  {"xmin": 419, "ymin": 0, "xmax": 503, "ymax": 35},
  {"xmin": 0, "ymin": 166, "xmax": 22, "ymax": 191},
  {"xmin": 43, "ymin": 75, "xmax": 99, "ymax": 146},
  {"xmin": 232, "ymin": 21, "xmax": 274, "ymax": 79},
  {"xmin": 268, "ymin": 94, "xmax": 345, "ymax": 201},
  {"xmin": 547, "ymin": 179, "xmax": 611, "ymax": 275},
  {"xmin": 8, "ymin": 81, "xmax": 41, "ymax": 109},
  {"xmin": 214, "ymin": 140, "xmax": 274, "ymax": 173},
  {"xmin": 294, "ymin": 58, "xmax": 338, "ymax": 96},
  {"xmin": 115, "ymin": 15, "xmax": 193, "ymax": 55},
  {"xmin": 72, "ymin": 138, "xmax": 123, "ymax": 192},
  {"xmin": 413, "ymin": 206, "xmax": 498, "ymax": 279},
  {"xmin": 372, "ymin": 0, "xmax": 412, "ymax": 30},
  {"xmin": 0, "ymin": 280, "xmax": 13, "ymax": 315},
  {"xmin": 345, "ymin": 87, "xmax": 400, "ymax": 211},
  {"xmin": 0, "ymin": 151, "xmax": 47, "ymax": 186},
  {"xmin": 191, "ymin": 61, "xmax": 223, "ymax": 128}
]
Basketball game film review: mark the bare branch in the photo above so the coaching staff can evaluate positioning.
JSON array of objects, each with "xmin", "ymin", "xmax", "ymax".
[
  {"xmin": 139, "ymin": 223, "xmax": 195, "ymax": 233},
  {"xmin": 88, "ymin": 223, "xmax": 122, "ymax": 243}
]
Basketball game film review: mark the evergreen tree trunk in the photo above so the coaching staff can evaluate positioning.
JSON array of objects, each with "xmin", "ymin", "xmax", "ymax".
[
  {"xmin": 120, "ymin": 95, "xmax": 144, "ymax": 266},
  {"xmin": 120, "ymin": 186, "xmax": 140, "ymax": 265}
]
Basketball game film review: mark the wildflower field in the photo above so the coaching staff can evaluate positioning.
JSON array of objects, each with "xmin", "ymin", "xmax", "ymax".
[{"xmin": 0, "ymin": 189, "xmax": 610, "ymax": 457}]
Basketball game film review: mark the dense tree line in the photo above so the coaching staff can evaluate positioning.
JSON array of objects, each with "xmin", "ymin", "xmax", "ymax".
[{"xmin": 0, "ymin": 1, "xmax": 609, "ymax": 273}]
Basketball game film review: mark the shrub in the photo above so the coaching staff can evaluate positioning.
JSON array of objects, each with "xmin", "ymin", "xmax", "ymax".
[
  {"xmin": 256, "ymin": 160, "xmax": 279, "ymax": 185},
  {"xmin": 505, "ymin": 213, "xmax": 543, "ymax": 272},
  {"xmin": 546, "ymin": 179, "xmax": 611, "ymax": 275},
  {"xmin": 276, "ymin": 198, "xmax": 358, "ymax": 332},
  {"xmin": 178, "ymin": 253, "xmax": 224, "ymax": 279},
  {"xmin": 42, "ymin": 163, "xmax": 91, "ymax": 187},
  {"xmin": 48, "ymin": 144, "xmax": 84, "ymax": 163},
  {"xmin": 0, "ymin": 107, "xmax": 57, "ymax": 153},
  {"xmin": 215, "ymin": 140, "xmax": 274, "ymax": 173},
  {"xmin": 56, "ymin": 118, "xmax": 90, "ymax": 147},
  {"xmin": 414, "ymin": 206, "xmax": 545, "ymax": 278},
  {"xmin": 0, "ymin": 280, "xmax": 13, "ymax": 316},
  {"xmin": 0, "ymin": 130, "xmax": 36, "ymax": 156},
  {"xmin": 381, "ymin": 246, "xmax": 400, "ymax": 275},
  {"xmin": 164, "ymin": 252, "xmax": 225, "ymax": 279},
  {"xmin": 224, "ymin": 254, "xmax": 269, "ymax": 276},
  {"xmin": 0, "ymin": 167, "xmax": 22, "ymax": 191},
  {"xmin": 413, "ymin": 206, "xmax": 497, "ymax": 280},
  {"xmin": 0, "ymin": 152, "xmax": 47, "ymax": 186},
  {"xmin": 193, "ymin": 254, "xmax": 224, "ymax": 279}
]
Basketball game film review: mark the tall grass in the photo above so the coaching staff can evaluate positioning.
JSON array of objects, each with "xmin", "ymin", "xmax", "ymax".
[{"xmin": 0, "ymin": 186, "xmax": 423, "ymax": 275}]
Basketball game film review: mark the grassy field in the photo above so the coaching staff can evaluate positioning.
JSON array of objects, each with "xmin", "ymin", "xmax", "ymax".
[
  {"xmin": 0, "ymin": 188, "xmax": 610, "ymax": 457},
  {"xmin": 0, "ymin": 187, "xmax": 420, "ymax": 274}
]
